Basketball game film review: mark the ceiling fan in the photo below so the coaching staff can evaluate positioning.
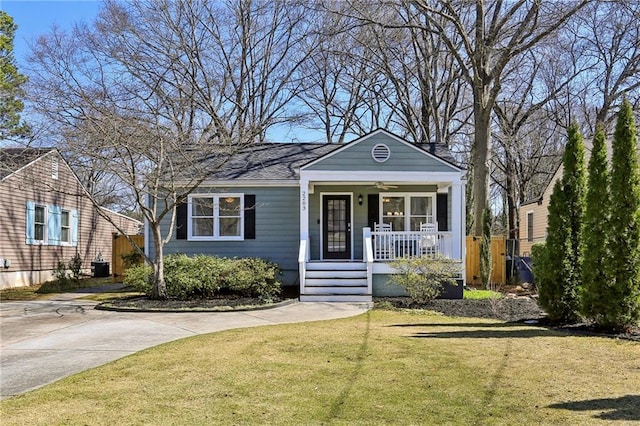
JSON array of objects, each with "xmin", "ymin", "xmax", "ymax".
[{"xmin": 371, "ymin": 181, "xmax": 398, "ymax": 190}]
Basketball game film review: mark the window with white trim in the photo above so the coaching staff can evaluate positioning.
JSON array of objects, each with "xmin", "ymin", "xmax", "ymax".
[
  {"xmin": 34, "ymin": 205, "xmax": 46, "ymax": 242},
  {"xmin": 381, "ymin": 194, "xmax": 435, "ymax": 231},
  {"xmin": 188, "ymin": 194, "xmax": 244, "ymax": 240},
  {"xmin": 527, "ymin": 212, "xmax": 534, "ymax": 242},
  {"xmin": 61, "ymin": 210, "xmax": 71, "ymax": 243}
]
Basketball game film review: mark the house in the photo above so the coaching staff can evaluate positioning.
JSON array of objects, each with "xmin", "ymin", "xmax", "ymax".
[
  {"xmin": 518, "ymin": 165, "xmax": 563, "ymax": 256},
  {"xmin": 154, "ymin": 129, "xmax": 466, "ymax": 302},
  {"xmin": 0, "ymin": 148, "xmax": 141, "ymax": 289}
]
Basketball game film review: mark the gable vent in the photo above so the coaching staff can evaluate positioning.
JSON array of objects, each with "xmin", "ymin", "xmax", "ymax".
[{"xmin": 371, "ymin": 144, "xmax": 390, "ymax": 163}]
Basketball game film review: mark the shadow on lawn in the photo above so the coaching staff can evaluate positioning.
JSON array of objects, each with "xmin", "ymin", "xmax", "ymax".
[
  {"xmin": 325, "ymin": 310, "xmax": 371, "ymax": 423},
  {"xmin": 391, "ymin": 321, "xmax": 568, "ymax": 339},
  {"xmin": 548, "ymin": 395, "xmax": 640, "ymax": 421}
]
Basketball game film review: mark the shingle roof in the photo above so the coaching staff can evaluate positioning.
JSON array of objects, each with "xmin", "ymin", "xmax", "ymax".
[
  {"xmin": 0, "ymin": 148, "xmax": 55, "ymax": 180},
  {"xmin": 200, "ymin": 140, "xmax": 461, "ymax": 181},
  {"xmin": 201, "ymin": 143, "xmax": 341, "ymax": 181}
]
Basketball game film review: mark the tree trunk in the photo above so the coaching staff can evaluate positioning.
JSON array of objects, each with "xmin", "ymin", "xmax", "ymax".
[
  {"xmin": 472, "ymin": 102, "xmax": 492, "ymax": 236},
  {"xmin": 151, "ymin": 224, "xmax": 167, "ymax": 300}
]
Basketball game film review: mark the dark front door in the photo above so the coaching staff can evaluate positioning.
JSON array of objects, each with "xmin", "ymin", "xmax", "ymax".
[{"xmin": 322, "ymin": 195, "xmax": 351, "ymax": 259}]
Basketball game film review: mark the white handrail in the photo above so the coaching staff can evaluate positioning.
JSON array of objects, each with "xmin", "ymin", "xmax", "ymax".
[
  {"xmin": 298, "ymin": 239, "xmax": 308, "ymax": 295},
  {"xmin": 363, "ymin": 227, "xmax": 373, "ymax": 295}
]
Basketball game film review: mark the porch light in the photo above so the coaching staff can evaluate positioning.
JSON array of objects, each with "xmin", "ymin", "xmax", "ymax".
[{"xmin": 358, "ymin": 194, "xmax": 363, "ymax": 205}]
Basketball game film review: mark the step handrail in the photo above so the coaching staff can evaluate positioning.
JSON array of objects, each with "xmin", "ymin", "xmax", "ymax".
[{"xmin": 363, "ymin": 227, "xmax": 373, "ymax": 295}]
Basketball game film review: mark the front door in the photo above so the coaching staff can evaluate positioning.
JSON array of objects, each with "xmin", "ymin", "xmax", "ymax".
[{"xmin": 322, "ymin": 195, "xmax": 351, "ymax": 259}]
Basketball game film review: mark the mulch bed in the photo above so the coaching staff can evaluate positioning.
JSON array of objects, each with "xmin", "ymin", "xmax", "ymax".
[
  {"xmin": 98, "ymin": 295, "xmax": 284, "ymax": 312},
  {"xmin": 376, "ymin": 295, "xmax": 640, "ymax": 341},
  {"xmin": 375, "ymin": 296, "xmax": 546, "ymax": 322}
]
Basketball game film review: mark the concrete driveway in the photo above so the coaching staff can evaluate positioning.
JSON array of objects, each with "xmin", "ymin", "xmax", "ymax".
[{"xmin": 0, "ymin": 292, "xmax": 370, "ymax": 400}]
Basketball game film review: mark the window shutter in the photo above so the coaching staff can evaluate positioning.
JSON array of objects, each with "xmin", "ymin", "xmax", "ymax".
[
  {"xmin": 437, "ymin": 194, "xmax": 448, "ymax": 231},
  {"xmin": 176, "ymin": 202, "xmax": 188, "ymax": 240},
  {"xmin": 367, "ymin": 194, "xmax": 379, "ymax": 229},
  {"xmin": 26, "ymin": 201, "xmax": 35, "ymax": 244},
  {"xmin": 244, "ymin": 195, "xmax": 256, "ymax": 239},
  {"xmin": 71, "ymin": 210, "xmax": 79, "ymax": 246},
  {"xmin": 48, "ymin": 205, "xmax": 62, "ymax": 246}
]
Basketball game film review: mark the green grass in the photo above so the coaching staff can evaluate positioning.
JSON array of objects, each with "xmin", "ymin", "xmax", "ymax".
[
  {"xmin": 0, "ymin": 277, "xmax": 113, "ymax": 301},
  {"xmin": 2, "ymin": 309, "xmax": 638, "ymax": 425},
  {"xmin": 464, "ymin": 288, "xmax": 503, "ymax": 299}
]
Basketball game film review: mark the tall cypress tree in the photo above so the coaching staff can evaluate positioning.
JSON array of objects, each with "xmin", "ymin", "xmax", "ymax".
[
  {"xmin": 0, "ymin": 11, "xmax": 29, "ymax": 139},
  {"xmin": 537, "ymin": 122, "xmax": 586, "ymax": 323},
  {"xmin": 580, "ymin": 123, "xmax": 611, "ymax": 324},
  {"xmin": 607, "ymin": 99, "xmax": 640, "ymax": 330}
]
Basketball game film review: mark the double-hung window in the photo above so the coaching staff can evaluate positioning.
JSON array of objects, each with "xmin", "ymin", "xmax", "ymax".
[
  {"xmin": 381, "ymin": 194, "xmax": 435, "ymax": 231},
  {"xmin": 61, "ymin": 210, "xmax": 71, "ymax": 244},
  {"xmin": 189, "ymin": 194, "xmax": 244, "ymax": 240},
  {"xmin": 34, "ymin": 205, "xmax": 46, "ymax": 242}
]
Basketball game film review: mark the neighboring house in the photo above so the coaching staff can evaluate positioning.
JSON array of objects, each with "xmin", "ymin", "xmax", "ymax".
[
  {"xmin": 518, "ymin": 165, "xmax": 563, "ymax": 256},
  {"xmin": 154, "ymin": 129, "xmax": 466, "ymax": 301},
  {"xmin": 0, "ymin": 148, "xmax": 141, "ymax": 289}
]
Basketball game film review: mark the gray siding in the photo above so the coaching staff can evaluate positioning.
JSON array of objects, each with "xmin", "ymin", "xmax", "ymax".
[
  {"xmin": 158, "ymin": 186, "xmax": 301, "ymax": 284},
  {"xmin": 304, "ymin": 133, "xmax": 458, "ymax": 173}
]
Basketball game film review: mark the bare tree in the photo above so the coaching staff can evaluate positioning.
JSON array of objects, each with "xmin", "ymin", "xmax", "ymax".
[
  {"xmin": 396, "ymin": 0, "xmax": 588, "ymax": 235},
  {"xmin": 26, "ymin": 0, "xmax": 314, "ymax": 298},
  {"xmin": 568, "ymin": 1, "xmax": 640, "ymax": 132}
]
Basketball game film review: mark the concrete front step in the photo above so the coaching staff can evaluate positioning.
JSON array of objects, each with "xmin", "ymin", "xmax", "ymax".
[{"xmin": 299, "ymin": 294, "xmax": 372, "ymax": 302}]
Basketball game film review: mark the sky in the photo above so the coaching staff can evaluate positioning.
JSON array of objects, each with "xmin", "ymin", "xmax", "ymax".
[
  {"xmin": 1, "ymin": 0, "xmax": 324, "ymax": 143},
  {"xmin": 2, "ymin": 0, "xmax": 102, "ymax": 69}
]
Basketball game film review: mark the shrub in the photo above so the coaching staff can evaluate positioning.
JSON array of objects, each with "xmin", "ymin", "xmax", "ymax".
[
  {"xmin": 68, "ymin": 253, "xmax": 83, "ymax": 283},
  {"xmin": 606, "ymin": 98, "xmax": 640, "ymax": 330},
  {"xmin": 390, "ymin": 255, "xmax": 459, "ymax": 304},
  {"xmin": 224, "ymin": 258, "xmax": 282, "ymax": 302},
  {"xmin": 123, "ymin": 255, "xmax": 281, "ymax": 302},
  {"xmin": 123, "ymin": 263, "xmax": 153, "ymax": 294},
  {"xmin": 536, "ymin": 123, "xmax": 586, "ymax": 323},
  {"xmin": 53, "ymin": 261, "xmax": 70, "ymax": 286}
]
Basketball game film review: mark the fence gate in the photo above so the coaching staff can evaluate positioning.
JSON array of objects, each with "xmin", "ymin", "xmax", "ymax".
[
  {"xmin": 112, "ymin": 234, "xmax": 144, "ymax": 283},
  {"xmin": 465, "ymin": 236, "xmax": 507, "ymax": 286}
]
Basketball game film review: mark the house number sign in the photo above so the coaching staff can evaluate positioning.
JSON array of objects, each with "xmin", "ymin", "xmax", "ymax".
[{"xmin": 302, "ymin": 190, "xmax": 307, "ymax": 211}]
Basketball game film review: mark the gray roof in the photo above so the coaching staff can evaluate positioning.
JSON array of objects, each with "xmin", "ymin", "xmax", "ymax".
[
  {"xmin": 0, "ymin": 148, "xmax": 55, "ymax": 180},
  {"xmin": 203, "ymin": 143, "xmax": 340, "ymax": 180},
  {"xmin": 203, "ymin": 140, "xmax": 461, "ymax": 181}
]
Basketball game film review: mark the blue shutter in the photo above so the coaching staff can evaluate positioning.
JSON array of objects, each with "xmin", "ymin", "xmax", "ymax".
[
  {"xmin": 71, "ymin": 210, "xmax": 79, "ymax": 247},
  {"xmin": 26, "ymin": 201, "xmax": 35, "ymax": 244},
  {"xmin": 48, "ymin": 205, "xmax": 62, "ymax": 246}
]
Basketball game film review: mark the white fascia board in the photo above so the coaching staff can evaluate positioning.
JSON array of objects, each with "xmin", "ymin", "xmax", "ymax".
[{"xmin": 300, "ymin": 170, "xmax": 463, "ymax": 183}]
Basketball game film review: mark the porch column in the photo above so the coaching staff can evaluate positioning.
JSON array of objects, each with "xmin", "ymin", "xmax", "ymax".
[
  {"xmin": 300, "ymin": 178, "xmax": 310, "ymax": 241},
  {"xmin": 450, "ymin": 181, "xmax": 464, "ymax": 260}
]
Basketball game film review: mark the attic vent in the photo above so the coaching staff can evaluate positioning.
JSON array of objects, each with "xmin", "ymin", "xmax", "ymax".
[
  {"xmin": 52, "ymin": 157, "xmax": 58, "ymax": 180},
  {"xmin": 371, "ymin": 144, "xmax": 390, "ymax": 163}
]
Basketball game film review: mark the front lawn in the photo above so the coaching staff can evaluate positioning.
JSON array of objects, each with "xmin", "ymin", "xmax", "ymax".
[
  {"xmin": 0, "ymin": 277, "xmax": 113, "ymax": 301},
  {"xmin": 1, "ymin": 309, "xmax": 638, "ymax": 425}
]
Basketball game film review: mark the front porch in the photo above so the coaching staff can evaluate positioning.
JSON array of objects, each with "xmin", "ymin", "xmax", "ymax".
[
  {"xmin": 296, "ymin": 130, "xmax": 466, "ymax": 302},
  {"xmin": 298, "ymin": 226, "xmax": 465, "ymax": 302}
]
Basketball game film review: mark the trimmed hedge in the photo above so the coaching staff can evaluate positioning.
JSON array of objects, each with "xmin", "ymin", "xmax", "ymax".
[{"xmin": 124, "ymin": 254, "xmax": 282, "ymax": 302}]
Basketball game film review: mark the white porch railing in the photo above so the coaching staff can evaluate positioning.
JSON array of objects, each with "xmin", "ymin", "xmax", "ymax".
[{"xmin": 371, "ymin": 230, "xmax": 454, "ymax": 261}]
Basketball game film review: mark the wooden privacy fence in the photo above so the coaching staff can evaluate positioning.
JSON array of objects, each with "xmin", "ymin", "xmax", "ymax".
[
  {"xmin": 465, "ymin": 235, "xmax": 507, "ymax": 286},
  {"xmin": 112, "ymin": 234, "xmax": 145, "ymax": 283}
]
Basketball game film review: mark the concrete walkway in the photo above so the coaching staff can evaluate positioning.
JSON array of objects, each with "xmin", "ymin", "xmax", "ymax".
[{"xmin": 0, "ymin": 286, "xmax": 371, "ymax": 400}]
